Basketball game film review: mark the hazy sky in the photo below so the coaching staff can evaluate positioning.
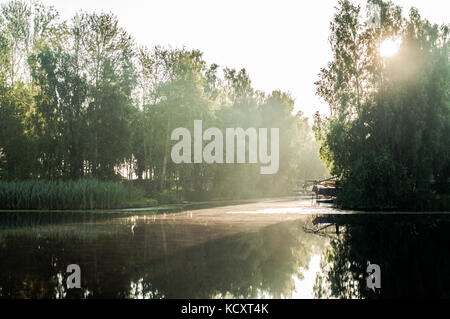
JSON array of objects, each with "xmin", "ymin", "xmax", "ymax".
[{"xmin": 1, "ymin": 0, "xmax": 448, "ymax": 121}]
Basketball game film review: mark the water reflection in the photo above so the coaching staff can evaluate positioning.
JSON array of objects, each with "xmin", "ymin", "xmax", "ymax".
[
  {"xmin": 0, "ymin": 213, "xmax": 326, "ymax": 299},
  {"xmin": 1, "ymin": 210, "xmax": 449, "ymax": 299},
  {"xmin": 313, "ymin": 214, "xmax": 450, "ymax": 299}
]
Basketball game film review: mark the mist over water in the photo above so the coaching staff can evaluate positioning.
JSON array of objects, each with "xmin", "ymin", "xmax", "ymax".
[{"xmin": 1, "ymin": 200, "xmax": 449, "ymax": 299}]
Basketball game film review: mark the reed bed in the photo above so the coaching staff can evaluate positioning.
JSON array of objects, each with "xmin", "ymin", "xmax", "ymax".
[{"xmin": 0, "ymin": 179, "xmax": 143, "ymax": 210}]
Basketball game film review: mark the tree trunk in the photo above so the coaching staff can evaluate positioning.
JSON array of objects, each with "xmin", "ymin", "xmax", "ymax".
[{"xmin": 160, "ymin": 116, "xmax": 171, "ymax": 191}]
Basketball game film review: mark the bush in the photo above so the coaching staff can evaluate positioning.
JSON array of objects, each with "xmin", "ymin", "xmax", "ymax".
[{"xmin": 155, "ymin": 191, "xmax": 183, "ymax": 204}]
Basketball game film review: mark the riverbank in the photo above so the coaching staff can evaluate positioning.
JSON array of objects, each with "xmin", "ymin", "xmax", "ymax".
[
  {"xmin": 0, "ymin": 179, "xmax": 302, "ymax": 211},
  {"xmin": 0, "ymin": 179, "xmax": 155, "ymax": 210},
  {"xmin": 0, "ymin": 196, "xmax": 302, "ymax": 215},
  {"xmin": 0, "ymin": 197, "xmax": 310, "ymax": 230}
]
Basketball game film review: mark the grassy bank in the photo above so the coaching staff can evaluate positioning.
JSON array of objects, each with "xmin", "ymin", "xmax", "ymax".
[
  {"xmin": 0, "ymin": 179, "xmax": 158, "ymax": 210},
  {"xmin": 0, "ymin": 178, "xmax": 297, "ymax": 211}
]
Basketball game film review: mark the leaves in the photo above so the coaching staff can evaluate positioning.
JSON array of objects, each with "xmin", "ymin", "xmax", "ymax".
[
  {"xmin": 0, "ymin": 0, "xmax": 328, "ymax": 201},
  {"xmin": 314, "ymin": 0, "xmax": 450, "ymax": 210}
]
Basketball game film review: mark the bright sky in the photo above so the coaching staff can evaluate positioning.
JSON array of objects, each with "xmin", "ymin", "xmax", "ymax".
[{"xmin": 1, "ymin": 0, "xmax": 448, "ymax": 121}]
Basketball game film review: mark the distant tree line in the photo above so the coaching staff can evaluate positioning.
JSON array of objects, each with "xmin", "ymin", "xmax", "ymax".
[
  {"xmin": 0, "ymin": 0, "xmax": 327, "ymax": 200},
  {"xmin": 314, "ymin": 0, "xmax": 449, "ymax": 210}
]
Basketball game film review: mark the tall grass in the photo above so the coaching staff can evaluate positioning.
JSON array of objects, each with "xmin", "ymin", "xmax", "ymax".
[{"xmin": 0, "ymin": 179, "xmax": 144, "ymax": 210}]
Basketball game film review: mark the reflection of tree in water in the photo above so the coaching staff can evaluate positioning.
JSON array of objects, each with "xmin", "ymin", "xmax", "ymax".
[
  {"xmin": 314, "ymin": 215, "xmax": 450, "ymax": 299},
  {"xmin": 0, "ymin": 219, "xmax": 326, "ymax": 299},
  {"xmin": 137, "ymin": 221, "xmax": 325, "ymax": 298}
]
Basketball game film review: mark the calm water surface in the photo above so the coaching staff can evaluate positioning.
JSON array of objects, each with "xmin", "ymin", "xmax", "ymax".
[{"xmin": 0, "ymin": 199, "xmax": 449, "ymax": 299}]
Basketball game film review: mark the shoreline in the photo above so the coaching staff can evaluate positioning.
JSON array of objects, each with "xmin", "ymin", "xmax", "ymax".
[{"xmin": 0, "ymin": 196, "xmax": 302, "ymax": 214}]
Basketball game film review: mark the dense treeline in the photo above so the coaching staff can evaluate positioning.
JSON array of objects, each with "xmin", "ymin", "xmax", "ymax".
[
  {"xmin": 314, "ymin": 0, "xmax": 449, "ymax": 210},
  {"xmin": 0, "ymin": 0, "xmax": 327, "ymax": 203}
]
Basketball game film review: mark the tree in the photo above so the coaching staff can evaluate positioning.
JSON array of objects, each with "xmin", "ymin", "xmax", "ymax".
[
  {"xmin": 0, "ymin": 0, "xmax": 328, "ymax": 202},
  {"xmin": 71, "ymin": 12, "xmax": 136, "ymax": 179},
  {"xmin": 314, "ymin": 0, "xmax": 449, "ymax": 210},
  {"xmin": 29, "ymin": 46, "xmax": 89, "ymax": 179}
]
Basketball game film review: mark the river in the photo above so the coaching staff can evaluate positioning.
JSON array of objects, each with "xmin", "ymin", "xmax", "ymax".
[{"xmin": 0, "ymin": 198, "xmax": 449, "ymax": 299}]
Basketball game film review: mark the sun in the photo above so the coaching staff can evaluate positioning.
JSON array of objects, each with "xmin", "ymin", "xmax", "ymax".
[{"xmin": 380, "ymin": 38, "xmax": 402, "ymax": 57}]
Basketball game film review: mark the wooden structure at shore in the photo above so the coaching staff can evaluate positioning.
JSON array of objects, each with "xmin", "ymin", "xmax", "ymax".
[{"xmin": 303, "ymin": 177, "xmax": 339, "ymax": 200}]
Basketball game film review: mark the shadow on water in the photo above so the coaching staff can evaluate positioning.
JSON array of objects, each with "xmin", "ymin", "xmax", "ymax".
[
  {"xmin": 313, "ymin": 214, "xmax": 450, "ymax": 299},
  {"xmin": 0, "ymin": 210, "xmax": 180, "ymax": 230}
]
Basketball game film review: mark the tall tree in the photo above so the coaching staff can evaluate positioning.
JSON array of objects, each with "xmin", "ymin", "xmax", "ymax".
[{"xmin": 314, "ymin": 0, "xmax": 449, "ymax": 209}]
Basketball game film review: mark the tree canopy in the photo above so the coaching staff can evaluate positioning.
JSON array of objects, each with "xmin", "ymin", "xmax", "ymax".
[
  {"xmin": 0, "ymin": 0, "xmax": 327, "ymax": 201},
  {"xmin": 314, "ymin": 0, "xmax": 449, "ymax": 210}
]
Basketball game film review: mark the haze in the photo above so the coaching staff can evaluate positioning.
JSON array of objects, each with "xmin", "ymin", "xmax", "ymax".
[{"xmin": 1, "ymin": 0, "xmax": 448, "ymax": 121}]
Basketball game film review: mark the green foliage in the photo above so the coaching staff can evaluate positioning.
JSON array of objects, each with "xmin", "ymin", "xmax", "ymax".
[
  {"xmin": 155, "ymin": 191, "xmax": 183, "ymax": 205},
  {"xmin": 314, "ymin": 0, "xmax": 449, "ymax": 210},
  {"xmin": 0, "ymin": 0, "xmax": 328, "ymax": 205},
  {"xmin": 0, "ymin": 179, "xmax": 143, "ymax": 210}
]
